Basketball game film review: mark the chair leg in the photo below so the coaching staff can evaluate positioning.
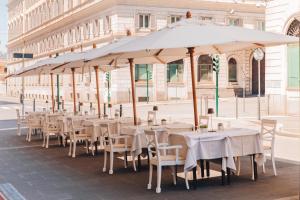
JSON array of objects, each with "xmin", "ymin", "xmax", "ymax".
[
  {"xmin": 42, "ymin": 134, "xmax": 46, "ymax": 147},
  {"xmin": 109, "ymin": 151, "xmax": 114, "ymax": 174},
  {"xmin": 236, "ymin": 157, "xmax": 241, "ymax": 176},
  {"xmin": 103, "ymin": 150, "xmax": 107, "ymax": 172},
  {"xmin": 131, "ymin": 153, "xmax": 136, "ymax": 172},
  {"xmin": 85, "ymin": 140, "xmax": 89, "ymax": 154},
  {"xmin": 271, "ymin": 154, "xmax": 277, "ymax": 176},
  {"xmin": 184, "ymin": 171, "xmax": 190, "ymax": 190},
  {"xmin": 156, "ymin": 165, "xmax": 162, "ymax": 193},
  {"xmin": 250, "ymin": 156, "xmax": 254, "ymax": 181},
  {"xmin": 147, "ymin": 164, "xmax": 153, "ymax": 190},
  {"xmin": 123, "ymin": 151, "xmax": 128, "ymax": 168},
  {"xmin": 68, "ymin": 140, "xmax": 72, "ymax": 156},
  {"xmin": 171, "ymin": 166, "xmax": 176, "ymax": 185},
  {"xmin": 46, "ymin": 135, "xmax": 49, "ymax": 148},
  {"xmin": 72, "ymin": 140, "xmax": 76, "ymax": 158}
]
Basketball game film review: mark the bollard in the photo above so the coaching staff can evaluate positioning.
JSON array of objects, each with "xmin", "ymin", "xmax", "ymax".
[
  {"xmin": 62, "ymin": 100, "xmax": 65, "ymax": 110},
  {"xmin": 104, "ymin": 103, "xmax": 107, "ymax": 116},
  {"xmin": 90, "ymin": 102, "xmax": 93, "ymax": 111},
  {"xmin": 120, "ymin": 104, "xmax": 122, "ymax": 117},
  {"xmin": 33, "ymin": 99, "xmax": 36, "ymax": 112},
  {"xmin": 235, "ymin": 96, "xmax": 238, "ymax": 119},
  {"xmin": 257, "ymin": 96, "xmax": 261, "ymax": 120}
]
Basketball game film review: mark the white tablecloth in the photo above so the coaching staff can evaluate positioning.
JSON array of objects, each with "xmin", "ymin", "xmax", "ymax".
[
  {"xmin": 120, "ymin": 123, "xmax": 194, "ymax": 157},
  {"xmin": 169, "ymin": 128, "xmax": 264, "ymax": 172}
]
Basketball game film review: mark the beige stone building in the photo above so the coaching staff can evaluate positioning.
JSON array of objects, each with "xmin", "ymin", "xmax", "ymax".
[
  {"xmin": 6, "ymin": 0, "xmax": 266, "ymax": 105},
  {"xmin": 264, "ymin": 0, "xmax": 299, "ymax": 115}
]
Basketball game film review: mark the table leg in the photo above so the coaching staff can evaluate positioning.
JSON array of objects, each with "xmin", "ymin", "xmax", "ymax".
[
  {"xmin": 175, "ymin": 165, "xmax": 178, "ymax": 184},
  {"xmin": 221, "ymin": 170, "xmax": 225, "ymax": 185},
  {"xmin": 138, "ymin": 154, "xmax": 141, "ymax": 172},
  {"xmin": 206, "ymin": 161, "xmax": 210, "ymax": 177},
  {"xmin": 94, "ymin": 141, "xmax": 98, "ymax": 155},
  {"xmin": 200, "ymin": 160, "xmax": 205, "ymax": 178},
  {"xmin": 253, "ymin": 154, "xmax": 258, "ymax": 181},
  {"xmin": 193, "ymin": 167, "xmax": 197, "ymax": 189},
  {"xmin": 125, "ymin": 151, "xmax": 128, "ymax": 167},
  {"xmin": 226, "ymin": 167, "xmax": 231, "ymax": 185}
]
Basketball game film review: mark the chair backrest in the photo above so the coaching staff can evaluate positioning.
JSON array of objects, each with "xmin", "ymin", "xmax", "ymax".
[
  {"xmin": 148, "ymin": 111, "xmax": 156, "ymax": 122},
  {"xmin": 100, "ymin": 123, "xmax": 111, "ymax": 138},
  {"xmin": 199, "ymin": 115, "xmax": 209, "ymax": 128},
  {"xmin": 261, "ymin": 119, "xmax": 277, "ymax": 148},
  {"xmin": 144, "ymin": 130, "xmax": 160, "ymax": 160}
]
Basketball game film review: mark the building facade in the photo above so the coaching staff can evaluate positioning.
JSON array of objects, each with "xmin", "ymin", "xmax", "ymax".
[
  {"xmin": 6, "ymin": 0, "xmax": 266, "ymax": 105},
  {"xmin": 0, "ymin": 58, "xmax": 7, "ymax": 95},
  {"xmin": 265, "ymin": 0, "xmax": 299, "ymax": 114}
]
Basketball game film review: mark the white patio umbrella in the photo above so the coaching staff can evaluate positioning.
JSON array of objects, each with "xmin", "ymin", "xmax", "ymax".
[{"xmin": 105, "ymin": 12, "xmax": 298, "ymax": 128}]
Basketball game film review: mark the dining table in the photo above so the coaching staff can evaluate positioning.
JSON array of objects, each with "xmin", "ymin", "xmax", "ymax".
[{"xmin": 168, "ymin": 128, "xmax": 264, "ymax": 188}]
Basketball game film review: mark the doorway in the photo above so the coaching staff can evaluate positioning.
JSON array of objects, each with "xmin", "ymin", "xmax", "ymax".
[{"xmin": 252, "ymin": 57, "xmax": 265, "ymax": 95}]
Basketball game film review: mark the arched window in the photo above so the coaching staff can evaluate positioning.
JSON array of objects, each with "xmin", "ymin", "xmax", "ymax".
[
  {"xmin": 167, "ymin": 59, "xmax": 184, "ymax": 83},
  {"xmin": 198, "ymin": 55, "xmax": 213, "ymax": 82},
  {"xmin": 228, "ymin": 58, "xmax": 237, "ymax": 82}
]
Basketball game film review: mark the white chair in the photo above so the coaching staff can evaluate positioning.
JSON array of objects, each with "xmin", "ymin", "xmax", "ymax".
[
  {"xmin": 101, "ymin": 123, "xmax": 135, "ymax": 174},
  {"xmin": 67, "ymin": 117, "xmax": 91, "ymax": 158},
  {"xmin": 26, "ymin": 115, "xmax": 43, "ymax": 142},
  {"xmin": 145, "ymin": 130, "xmax": 189, "ymax": 193},
  {"xmin": 42, "ymin": 115, "xmax": 60, "ymax": 148},
  {"xmin": 261, "ymin": 119, "xmax": 277, "ymax": 176},
  {"xmin": 236, "ymin": 119, "xmax": 278, "ymax": 178},
  {"xmin": 16, "ymin": 109, "xmax": 27, "ymax": 136}
]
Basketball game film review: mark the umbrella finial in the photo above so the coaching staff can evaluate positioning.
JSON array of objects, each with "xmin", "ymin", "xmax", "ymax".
[
  {"xmin": 93, "ymin": 43, "xmax": 97, "ymax": 49},
  {"xmin": 126, "ymin": 29, "xmax": 132, "ymax": 36},
  {"xmin": 186, "ymin": 11, "xmax": 192, "ymax": 19}
]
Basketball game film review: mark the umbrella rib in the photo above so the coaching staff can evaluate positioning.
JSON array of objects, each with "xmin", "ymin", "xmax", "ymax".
[
  {"xmin": 51, "ymin": 62, "xmax": 70, "ymax": 71},
  {"xmin": 253, "ymin": 43, "xmax": 265, "ymax": 47}
]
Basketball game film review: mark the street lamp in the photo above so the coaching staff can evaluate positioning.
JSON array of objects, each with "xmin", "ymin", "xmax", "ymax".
[{"xmin": 253, "ymin": 48, "xmax": 264, "ymax": 120}]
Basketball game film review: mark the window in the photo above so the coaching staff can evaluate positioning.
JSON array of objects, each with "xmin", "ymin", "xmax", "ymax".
[
  {"xmin": 200, "ymin": 16, "xmax": 213, "ymax": 21},
  {"xmin": 228, "ymin": 58, "xmax": 237, "ymax": 82},
  {"xmin": 135, "ymin": 64, "xmax": 152, "ymax": 82},
  {"xmin": 228, "ymin": 18, "xmax": 243, "ymax": 26},
  {"xmin": 139, "ymin": 14, "xmax": 150, "ymax": 29},
  {"xmin": 170, "ymin": 15, "xmax": 181, "ymax": 24},
  {"xmin": 167, "ymin": 60, "xmax": 184, "ymax": 83},
  {"xmin": 256, "ymin": 20, "xmax": 265, "ymax": 31},
  {"xmin": 198, "ymin": 55, "xmax": 213, "ymax": 82}
]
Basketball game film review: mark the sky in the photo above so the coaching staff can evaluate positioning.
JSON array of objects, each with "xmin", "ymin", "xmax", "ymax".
[{"xmin": 0, "ymin": 0, "xmax": 7, "ymax": 55}]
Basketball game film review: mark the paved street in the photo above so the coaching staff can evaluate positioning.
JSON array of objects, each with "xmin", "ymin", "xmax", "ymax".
[
  {"xmin": 0, "ymin": 123, "xmax": 299, "ymax": 200},
  {"xmin": 0, "ymin": 97, "xmax": 299, "ymax": 199}
]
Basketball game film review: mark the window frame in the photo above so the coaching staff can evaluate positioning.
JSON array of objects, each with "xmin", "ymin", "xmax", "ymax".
[
  {"xmin": 138, "ymin": 14, "xmax": 150, "ymax": 29},
  {"xmin": 228, "ymin": 58, "xmax": 238, "ymax": 83},
  {"xmin": 197, "ymin": 55, "xmax": 213, "ymax": 83}
]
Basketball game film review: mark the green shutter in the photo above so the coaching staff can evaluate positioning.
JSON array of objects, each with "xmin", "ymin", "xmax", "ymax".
[
  {"xmin": 135, "ymin": 64, "xmax": 138, "ymax": 81},
  {"xmin": 287, "ymin": 45, "xmax": 300, "ymax": 88}
]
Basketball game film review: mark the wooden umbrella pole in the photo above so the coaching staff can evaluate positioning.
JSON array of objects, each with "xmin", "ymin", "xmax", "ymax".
[
  {"xmin": 129, "ymin": 58, "xmax": 137, "ymax": 125},
  {"xmin": 94, "ymin": 66, "xmax": 101, "ymax": 118},
  {"xmin": 71, "ymin": 68, "xmax": 77, "ymax": 114},
  {"xmin": 188, "ymin": 47, "xmax": 199, "ymax": 129},
  {"xmin": 50, "ymin": 73, "xmax": 55, "ymax": 113}
]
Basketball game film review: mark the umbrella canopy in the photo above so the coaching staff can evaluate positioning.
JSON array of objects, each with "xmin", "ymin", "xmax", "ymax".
[
  {"xmin": 103, "ymin": 14, "xmax": 298, "ymax": 129},
  {"xmin": 108, "ymin": 18, "xmax": 298, "ymax": 59}
]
